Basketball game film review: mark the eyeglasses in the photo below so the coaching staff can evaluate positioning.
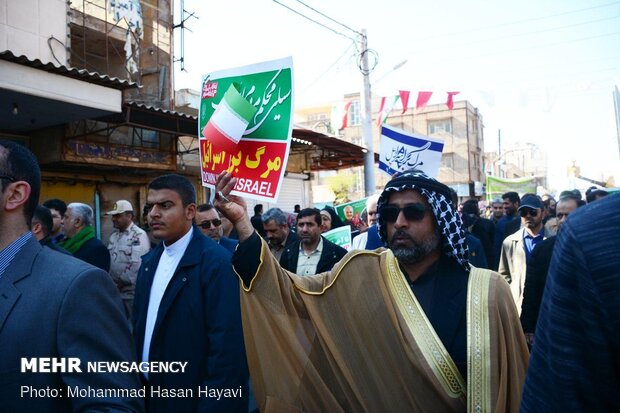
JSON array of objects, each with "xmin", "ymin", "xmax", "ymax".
[
  {"xmin": 0, "ymin": 174, "xmax": 16, "ymax": 182},
  {"xmin": 198, "ymin": 219, "xmax": 221, "ymax": 229},
  {"xmin": 519, "ymin": 208, "xmax": 539, "ymax": 218},
  {"xmin": 379, "ymin": 203, "xmax": 430, "ymax": 223}
]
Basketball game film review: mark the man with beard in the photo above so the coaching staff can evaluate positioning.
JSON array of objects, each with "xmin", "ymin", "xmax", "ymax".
[
  {"xmin": 279, "ymin": 208, "xmax": 347, "ymax": 275},
  {"xmin": 261, "ymin": 207, "xmax": 297, "ymax": 260},
  {"xmin": 498, "ymin": 194, "xmax": 546, "ymax": 314},
  {"xmin": 493, "ymin": 192, "xmax": 520, "ymax": 269},
  {"xmin": 214, "ymin": 169, "xmax": 528, "ymax": 413}
]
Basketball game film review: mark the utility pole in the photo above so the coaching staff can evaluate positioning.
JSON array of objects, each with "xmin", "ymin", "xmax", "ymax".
[{"xmin": 359, "ymin": 29, "xmax": 375, "ymax": 196}]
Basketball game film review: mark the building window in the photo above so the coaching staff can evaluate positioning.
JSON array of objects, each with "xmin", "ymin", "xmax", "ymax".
[
  {"xmin": 441, "ymin": 153, "xmax": 454, "ymax": 169},
  {"xmin": 428, "ymin": 119, "xmax": 452, "ymax": 134},
  {"xmin": 349, "ymin": 101, "xmax": 361, "ymax": 126},
  {"xmin": 308, "ymin": 113, "xmax": 328, "ymax": 122}
]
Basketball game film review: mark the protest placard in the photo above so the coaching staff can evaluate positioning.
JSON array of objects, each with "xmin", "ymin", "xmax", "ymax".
[
  {"xmin": 323, "ymin": 226, "xmax": 352, "ymax": 251},
  {"xmin": 199, "ymin": 57, "xmax": 293, "ymax": 202},
  {"xmin": 334, "ymin": 198, "xmax": 367, "ymax": 230},
  {"xmin": 379, "ymin": 125, "xmax": 444, "ymax": 178}
]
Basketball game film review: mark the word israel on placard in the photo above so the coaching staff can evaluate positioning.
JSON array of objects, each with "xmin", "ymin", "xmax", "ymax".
[{"xmin": 379, "ymin": 125, "xmax": 444, "ymax": 178}]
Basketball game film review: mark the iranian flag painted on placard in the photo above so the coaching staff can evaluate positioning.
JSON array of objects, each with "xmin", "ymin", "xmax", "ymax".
[{"xmin": 201, "ymin": 83, "xmax": 258, "ymax": 152}]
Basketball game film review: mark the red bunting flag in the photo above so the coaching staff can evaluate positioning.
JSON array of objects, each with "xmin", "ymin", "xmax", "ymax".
[
  {"xmin": 399, "ymin": 90, "xmax": 410, "ymax": 114},
  {"xmin": 446, "ymin": 91, "xmax": 460, "ymax": 110},
  {"xmin": 416, "ymin": 91, "xmax": 433, "ymax": 109},
  {"xmin": 340, "ymin": 101, "xmax": 353, "ymax": 130},
  {"xmin": 376, "ymin": 97, "xmax": 387, "ymax": 126}
]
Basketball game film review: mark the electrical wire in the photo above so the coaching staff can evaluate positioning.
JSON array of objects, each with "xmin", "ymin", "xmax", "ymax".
[
  {"xmin": 271, "ymin": 0, "xmax": 358, "ymax": 42},
  {"xmin": 303, "ymin": 42, "xmax": 357, "ymax": 89},
  {"xmin": 292, "ymin": 0, "xmax": 364, "ymax": 37},
  {"xmin": 411, "ymin": 1, "xmax": 620, "ymax": 43},
  {"xmin": 357, "ymin": 48, "xmax": 378, "ymax": 75}
]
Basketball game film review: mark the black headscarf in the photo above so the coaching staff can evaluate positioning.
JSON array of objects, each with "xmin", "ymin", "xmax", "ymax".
[
  {"xmin": 321, "ymin": 206, "xmax": 345, "ymax": 229},
  {"xmin": 377, "ymin": 169, "xmax": 470, "ymax": 271}
]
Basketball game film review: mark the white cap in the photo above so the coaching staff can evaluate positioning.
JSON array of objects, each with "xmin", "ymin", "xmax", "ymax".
[{"xmin": 105, "ymin": 200, "xmax": 133, "ymax": 215}]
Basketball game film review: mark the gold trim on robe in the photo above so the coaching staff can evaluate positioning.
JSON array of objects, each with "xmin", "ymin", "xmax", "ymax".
[
  {"xmin": 467, "ymin": 267, "xmax": 492, "ymax": 413},
  {"xmin": 384, "ymin": 250, "xmax": 467, "ymax": 402}
]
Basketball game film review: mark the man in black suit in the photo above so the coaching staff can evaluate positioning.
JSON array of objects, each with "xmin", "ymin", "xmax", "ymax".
[
  {"xmin": 0, "ymin": 140, "xmax": 142, "ymax": 412},
  {"xmin": 279, "ymin": 208, "xmax": 347, "ymax": 275},
  {"xmin": 520, "ymin": 195, "xmax": 581, "ymax": 347},
  {"xmin": 133, "ymin": 174, "xmax": 248, "ymax": 413},
  {"xmin": 262, "ymin": 207, "xmax": 298, "ymax": 260},
  {"xmin": 460, "ymin": 199, "xmax": 495, "ymax": 269}
]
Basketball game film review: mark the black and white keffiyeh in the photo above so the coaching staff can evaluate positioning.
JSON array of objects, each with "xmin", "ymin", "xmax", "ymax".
[{"xmin": 377, "ymin": 169, "xmax": 470, "ymax": 271}]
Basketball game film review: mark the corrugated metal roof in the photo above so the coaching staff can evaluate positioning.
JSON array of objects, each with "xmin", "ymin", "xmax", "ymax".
[
  {"xmin": 125, "ymin": 101, "xmax": 197, "ymax": 120},
  {"xmin": 0, "ymin": 50, "xmax": 138, "ymax": 90}
]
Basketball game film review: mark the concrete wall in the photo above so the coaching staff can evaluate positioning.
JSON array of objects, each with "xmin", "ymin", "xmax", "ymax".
[{"xmin": 0, "ymin": 0, "xmax": 68, "ymax": 64}]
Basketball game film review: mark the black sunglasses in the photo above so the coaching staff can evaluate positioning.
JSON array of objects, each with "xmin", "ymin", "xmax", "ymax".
[
  {"xmin": 0, "ymin": 174, "xmax": 16, "ymax": 182},
  {"xmin": 519, "ymin": 208, "xmax": 539, "ymax": 218},
  {"xmin": 198, "ymin": 219, "xmax": 221, "ymax": 229},
  {"xmin": 379, "ymin": 203, "xmax": 429, "ymax": 223}
]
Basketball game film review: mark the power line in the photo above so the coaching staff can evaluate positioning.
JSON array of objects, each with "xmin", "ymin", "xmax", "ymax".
[
  {"xmin": 417, "ymin": 14, "xmax": 620, "ymax": 56},
  {"xmin": 271, "ymin": 0, "xmax": 357, "ymax": 42},
  {"xmin": 292, "ymin": 0, "xmax": 363, "ymax": 37},
  {"xmin": 411, "ymin": 1, "xmax": 620, "ymax": 43},
  {"xmin": 303, "ymin": 42, "xmax": 357, "ymax": 89},
  {"xmin": 423, "ymin": 30, "xmax": 620, "ymax": 65}
]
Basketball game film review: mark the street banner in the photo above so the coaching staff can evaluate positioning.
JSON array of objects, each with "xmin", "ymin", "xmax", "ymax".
[
  {"xmin": 199, "ymin": 57, "xmax": 294, "ymax": 202},
  {"xmin": 379, "ymin": 125, "xmax": 444, "ymax": 178},
  {"xmin": 486, "ymin": 175, "xmax": 536, "ymax": 201},
  {"xmin": 323, "ymin": 225, "xmax": 352, "ymax": 251},
  {"xmin": 335, "ymin": 198, "xmax": 367, "ymax": 228}
]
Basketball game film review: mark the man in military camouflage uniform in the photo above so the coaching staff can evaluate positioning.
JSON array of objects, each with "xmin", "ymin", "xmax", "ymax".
[{"xmin": 106, "ymin": 200, "xmax": 150, "ymax": 321}]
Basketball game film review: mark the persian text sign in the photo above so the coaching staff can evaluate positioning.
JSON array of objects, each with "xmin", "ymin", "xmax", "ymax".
[
  {"xmin": 379, "ymin": 125, "xmax": 444, "ymax": 178},
  {"xmin": 486, "ymin": 176, "xmax": 536, "ymax": 201},
  {"xmin": 199, "ymin": 57, "xmax": 293, "ymax": 202},
  {"xmin": 323, "ymin": 226, "xmax": 352, "ymax": 251}
]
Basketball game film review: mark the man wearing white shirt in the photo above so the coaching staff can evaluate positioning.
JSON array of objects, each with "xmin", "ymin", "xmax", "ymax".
[
  {"xmin": 133, "ymin": 174, "xmax": 248, "ymax": 413},
  {"xmin": 351, "ymin": 194, "xmax": 380, "ymax": 250}
]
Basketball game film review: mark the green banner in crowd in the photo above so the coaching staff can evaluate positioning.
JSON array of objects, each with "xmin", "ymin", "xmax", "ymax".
[
  {"xmin": 334, "ymin": 198, "xmax": 367, "ymax": 225},
  {"xmin": 323, "ymin": 225, "xmax": 352, "ymax": 251},
  {"xmin": 486, "ymin": 175, "xmax": 536, "ymax": 201}
]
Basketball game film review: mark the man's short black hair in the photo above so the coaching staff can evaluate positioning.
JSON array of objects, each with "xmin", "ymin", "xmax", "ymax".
[
  {"xmin": 197, "ymin": 203, "xmax": 216, "ymax": 213},
  {"xmin": 0, "ymin": 140, "xmax": 41, "ymax": 226},
  {"xmin": 461, "ymin": 199, "xmax": 480, "ymax": 216},
  {"xmin": 32, "ymin": 205, "xmax": 53, "ymax": 237},
  {"xmin": 297, "ymin": 208, "xmax": 321, "ymax": 226},
  {"xmin": 43, "ymin": 198, "xmax": 67, "ymax": 216},
  {"xmin": 254, "ymin": 204, "xmax": 263, "ymax": 215},
  {"xmin": 148, "ymin": 174, "xmax": 196, "ymax": 206},
  {"xmin": 502, "ymin": 191, "xmax": 520, "ymax": 204},
  {"xmin": 586, "ymin": 187, "xmax": 608, "ymax": 203}
]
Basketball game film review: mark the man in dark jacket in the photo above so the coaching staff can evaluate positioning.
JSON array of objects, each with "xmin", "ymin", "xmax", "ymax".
[
  {"xmin": 461, "ymin": 199, "xmax": 495, "ymax": 269},
  {"xmin": 520, "ymin": 194, "xmax": 580, "ymax": 346},
  {"xmin": 280, "ymin": 208, "xmax": 347, "ymax": 275},
  {"xmin": 0, "ymin": 140, "xmax": 142, "ymax": 413},
  {"xmin": 31, "ymin": 205, "xmax": 70, "ymax": 254},
  {"xmin": 133, "ymin": 174, "xmax": 248, "ymax": 413},
  {"xmin": 60, "ymin": 202, "xmax": 110, "ymax": 272},
  {"xmin": 262, "ymin": 207, "xmax": 298, "ymax": 260}
]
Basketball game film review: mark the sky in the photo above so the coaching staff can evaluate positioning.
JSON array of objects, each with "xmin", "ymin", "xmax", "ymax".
[{"xmin": 173, "ymin": 0, "xmax": 620, "ymax": 192}]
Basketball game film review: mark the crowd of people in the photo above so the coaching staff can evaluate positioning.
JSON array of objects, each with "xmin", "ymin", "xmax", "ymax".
[{"xmin": 2, "ymin": 139, "xmax": 618, "ymax": 412}]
